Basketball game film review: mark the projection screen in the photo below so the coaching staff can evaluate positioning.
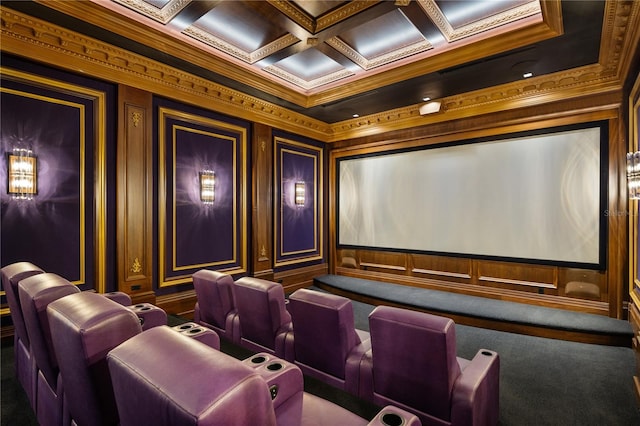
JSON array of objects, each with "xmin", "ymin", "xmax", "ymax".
[{"xmin": 337, "ymin": 123, "xmax": 607, "ymax": 269}]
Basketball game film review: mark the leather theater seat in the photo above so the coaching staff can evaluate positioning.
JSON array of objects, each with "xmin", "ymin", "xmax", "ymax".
[
  {"xmin": 362, "ymin": 306, "xmax": 500, "ymax": 426},
  {"xmin": 1, "ymin": 261, "xmax": 45, "ymax": 408},
  {"xmin": 288, "ymin": 288, "xmax": 371, "ymax": 395},
  {"xmin": 47, "ymin": 291, "xmax": 143, "ymax": 426},
  {"xmin": 192, "ymin": 269, "xmax": 241, "ymax": 343},
  {"xmin": 107, "ymin": 326, "xmax": 278, "ymax": 426},
  {"xmin": 233, "ymin": 276, "xmax": 294, "ymax": 361},
  {"xmin": 18, "ymin": 273, "xmax": 80, "ymax": 426}
]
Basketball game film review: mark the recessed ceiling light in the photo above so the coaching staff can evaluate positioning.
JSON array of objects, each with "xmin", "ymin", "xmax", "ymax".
[
  {"xmin": 422, "ymin": 97, "xmax": 431, "ymax": 102},
  {"xmin": 523, "ymin": 72, "xmax": 533, "ymax": 78},
  {"xmin": 352, "ymin": 114, "xmax": 359, "ymax": 118}
]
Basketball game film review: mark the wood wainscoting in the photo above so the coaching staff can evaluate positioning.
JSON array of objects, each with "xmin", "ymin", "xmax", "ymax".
[{"xmin": 335, "ymin": 248, "xmax": 610, "ymax": 317}]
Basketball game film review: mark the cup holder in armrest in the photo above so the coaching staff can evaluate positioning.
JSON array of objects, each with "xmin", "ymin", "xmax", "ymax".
[
  {"xmin": 177, "ymin": 324, "xmax": 194, "ymax": 330},
  {"xmin": 381, "ymin": 413, "xmax": 404, "ymax": 426},
  {"xmin": 266, "ymin": 362, "xmax": 283, "ymax": 371},
  {"xmin": 188, "ymin": 328, "xmax": 203, "ymax": 334},
  {"xmin": 250, "ymin": 355, "xmax": 267, "ymax": 364}
]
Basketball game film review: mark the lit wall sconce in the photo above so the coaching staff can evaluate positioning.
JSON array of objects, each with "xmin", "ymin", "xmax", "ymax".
[
  {"xmin": 627, "ymin": 151, "xmax": 640, "ymax": 200},
  {"xmin": 200, "ymin": 170, "xmax": 215, "ymax": 204},
  {"xmin": 7, "ymin": 148, "xmax": 37, "ymax": 200},
  {"xmin": 295, "ymin": 181, "xmax": 305, "ymax": 206}
]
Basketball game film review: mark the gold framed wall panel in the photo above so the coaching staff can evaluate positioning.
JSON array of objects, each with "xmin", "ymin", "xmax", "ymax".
[
  {"xmin": 0, "ymin": 67, "xmax": 107, "ymax": 292},
  {"xmin": 158, "ymin": 106, "xmax": 248, "ymax": 287},
  {"xmin": 273, "ymin": 136, "xmax": 324, "ymax": 268}
]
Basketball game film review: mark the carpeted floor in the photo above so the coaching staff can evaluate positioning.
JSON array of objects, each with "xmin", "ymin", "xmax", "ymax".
[
  {"xmin": 346, "ymin": 296, "xmax": 640, "ymax": 426},
  {"xmin": 2, "ymin": 301, "xmax": 640, "ymax": 425}
]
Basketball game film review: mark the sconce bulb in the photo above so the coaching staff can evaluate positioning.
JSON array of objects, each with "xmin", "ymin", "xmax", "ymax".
[
  {"xmin": 200, "ymin": 170, "xmax": 216, "ymax": 205},
  {"xmin": 7, "ymin": 148, "xmax": 37, "ymax": 200},
  {"xmin": 295, "ymin": 181, "xmax": 306, "ymax": 206}
]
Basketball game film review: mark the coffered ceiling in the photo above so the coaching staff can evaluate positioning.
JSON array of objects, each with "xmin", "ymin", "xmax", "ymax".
[
  {"xmin": 107, "ymin": 0, "xmax": 540, "ymax": 92},
  {"xmin": 4, "ymin": 1, "xmax": 610, "ymax": 124}
]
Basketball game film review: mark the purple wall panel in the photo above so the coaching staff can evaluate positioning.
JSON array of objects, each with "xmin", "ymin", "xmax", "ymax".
[
  {"xmin": 281, "ymin": 151, "xmax": 315, "ymax": 253},
  {"xmin": 174, "ymin": 127, "xmax": 235, "ymax": 266},
  {"xmin": 158, "ymin": 103, "xmax": 248, "ymax": 285},
  {"xmin": 274, "ymin": 137, "xmax": 323, "ymax": 267},
  {"xmin": 1, "ymin": 80, "xmax": 91, "ymax": 285}
]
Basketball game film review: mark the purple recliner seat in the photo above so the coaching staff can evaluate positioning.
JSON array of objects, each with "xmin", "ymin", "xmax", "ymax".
[
  {"xmin": 47, "ymin": 291, "xmax": 143, "ymax": 426},
  {"xmin": 288, "ymin": 288, "xmax": 371, "ymax": 395},
  {"xmin": 18, "ymin": 273, "xmax": 80, "ymax": 426},
  {"xmin": 192, "ymin": 269, "xmax": 240, "ymax": 343},
  {"xmin": 107, "ymin": 326, "xmax": 278, "ymax": 426},
  {"xmin": 362, "ymin": 306, "xmax": 500, "ymax": 426},
  {"xmin": 234, "ymin": 276, "xmax": 294, "ymax": 361},
  {"xmin": 1, "ymin": 261, "xmax": 44, "ymax": 407}
]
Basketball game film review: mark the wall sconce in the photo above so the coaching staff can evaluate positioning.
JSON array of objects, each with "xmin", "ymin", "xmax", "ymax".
[
  {"xmin": 7, "ymin": 148, "xmax": 37, "ymax": 200},
  {"xmin": 627, "ymin": 152, "xmax": 640, "ymax": 200},
  {"xmin": 295, "ymin": 181, "xmax": 305, "ymax": 206},
  {"xmin": 200, "ymin": 170, "xmax": 215, "ymax": 204}
]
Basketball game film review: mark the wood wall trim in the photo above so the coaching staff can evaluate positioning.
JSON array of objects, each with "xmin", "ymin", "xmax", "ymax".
[
  {"xmin": 252, "ymin": 123, "xmax": 274, "ymax": 276},
  {"xmin": 117, "ymin": 85, "xmax": 154, "ymax": 298}
]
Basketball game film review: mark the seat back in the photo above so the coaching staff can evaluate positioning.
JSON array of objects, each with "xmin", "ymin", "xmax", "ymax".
[
  {"xmin": 107, "ymin": 326, "xmax": 277, "ymax": 426},
  {"xmin": 193, "ymin": 269, "xmax": 238, "ymax": 340},
  {"xmin": 18, "ymin": 273, "xmax": 80, "ymax": 389},
  {"xmin": 47, "ymin": 291, "xmax": 143, "ymax": 426},
  {"xmin": 234, "ymin": 277, "xmax": 292, "ymax": 354},
  {"xmin": 369, "ymin": 306, "xmax": 461, "ymax": 422},
  {"xmin": 1, "ymin": 262, "xmax": 45, "ymax": 348},
  {"xmin": 289, "ymin": 289, "xmax": 362, "ymax": 379}
]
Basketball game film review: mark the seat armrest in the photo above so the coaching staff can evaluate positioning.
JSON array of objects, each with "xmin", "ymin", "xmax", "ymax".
[
  {"xmin": 357, "ymin": 348, "xmax": 374, "ymax": 401},
  {"xmin": 345, "ymin": 335, "xmax": 372, "ymax": 396},
  {"xmin": 275, "ymin": 323, "xmax": 295, "ymax": 362},
  {"xmin": 368, "ymin": 406, "xmax": 422, "ymax": 426},
  {"xmin": 224, "ymin": 309, "xmax": 241, "ymax": 344},
  {"xmin": 451, "ymin": 349, "xmax": 500, "ymax": 426},
  {"xmin": 193, "ymin": 302, "xmax": 201, "ymax": 323}
]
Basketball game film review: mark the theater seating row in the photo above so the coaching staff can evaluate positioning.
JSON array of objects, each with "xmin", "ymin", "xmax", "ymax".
[
  {"xmin": 193, "ymin": 269, "xmax": 501, "ymax": 426},
  {"xmin": 1, "ymin": 261, "xmax": 420, "ymax": 426},
  {"xmin": 1, "ymin": 262, "xmax": 169, "ymax": 425}
]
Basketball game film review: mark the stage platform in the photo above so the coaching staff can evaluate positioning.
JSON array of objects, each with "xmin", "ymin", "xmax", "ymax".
[{"xmin": 313, "ymin": 274, "xmax": 633, "ymax": 347}]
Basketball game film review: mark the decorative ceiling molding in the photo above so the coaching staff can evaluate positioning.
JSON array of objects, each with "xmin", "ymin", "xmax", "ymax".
[
  {"xmin": 325, "ymin": 36, "xmax": 433, "ymax": 71},
  {"xmin": 183, "ymin": 26, "xmax": 299, "ymax": 64},
  {"xmin": 32, "ymin": 0, "xmax": 561, "ymax": 108},
  {"xmin": 263, "ymin": 62, "xmax": 355, "ymax": 90},
  {"xmin": 417, "ymin": 0, "xmax": 542, "ymax": 42},
  {"xmin": 112, "ymin": 0, "xmax": 191, "ymax": 24}
]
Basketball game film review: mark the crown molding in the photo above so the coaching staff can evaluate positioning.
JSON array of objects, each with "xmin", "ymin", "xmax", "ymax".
[
  {"xmin": 1, "ymin": 0, "xmax": 638, "ymax": 143},
  {"xmin": 0, "ymin": 6, "xmax": 331, "ymax": 141}
]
